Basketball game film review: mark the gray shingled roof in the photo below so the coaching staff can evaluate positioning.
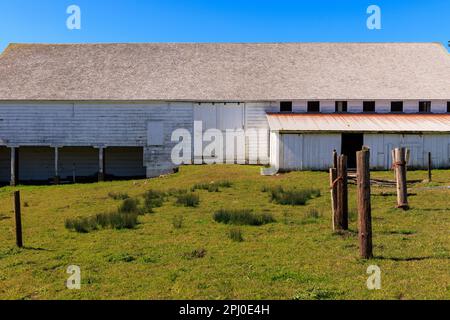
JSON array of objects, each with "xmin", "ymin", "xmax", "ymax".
[{"xmin": 0, "ymin": 42, "xmax": 448, "ymax": 101}]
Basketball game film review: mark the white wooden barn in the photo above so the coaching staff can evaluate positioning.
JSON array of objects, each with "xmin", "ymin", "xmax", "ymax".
[{"xmin": 0, "ymin": 43, "xmax": 449, "ymax": 184}]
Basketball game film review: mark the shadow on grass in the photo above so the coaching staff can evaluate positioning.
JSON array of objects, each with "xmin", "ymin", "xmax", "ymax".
[
  {"xmin": 417, "ymin": 208, "xmax": 450, "ymax": 212},
  {"xmin": 22, "ymin": 246, "xmax": 51, "ymax": 252},
  {"xmin": 374, "ymin": 255, "xmax": 450, "ymax": 262}
]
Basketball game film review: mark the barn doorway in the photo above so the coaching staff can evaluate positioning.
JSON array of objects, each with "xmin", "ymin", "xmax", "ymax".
[
  {"xmin": 341, "ymin": 133, "xmax": 364, "ymax": 169},
  {"xmin": 0, "ymin": 147, "xmax": 10, "ymax": 185}
]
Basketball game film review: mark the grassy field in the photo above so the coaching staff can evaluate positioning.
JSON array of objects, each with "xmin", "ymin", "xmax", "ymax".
[{"xmin": 0, "ymin": 165, "xmax": 449, "ymax": 300}]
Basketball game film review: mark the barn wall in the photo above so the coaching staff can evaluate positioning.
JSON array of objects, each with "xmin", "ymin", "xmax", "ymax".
[
  {"xmin": 0, "ymin": 102, "xmax": 194, "ymax": 177},
  {"xmin": 280, "ymin": 133, "xmax": 341, "ymax": 170},
  {"xmin": 364, "ymin": 133, "xmax": 450, "ymax": 169},
  {"xmin": 269, "ymin": 131, "xmax": 280, "ymax": 169},
  {"xmin": 245, "ymin": 102, "xmax": 277, "ymax": 164}
]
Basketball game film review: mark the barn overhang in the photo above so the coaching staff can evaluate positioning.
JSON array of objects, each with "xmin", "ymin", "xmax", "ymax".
[{"xmin": 266, "ymin": 113, "xmax": 450, "ymax": 134}]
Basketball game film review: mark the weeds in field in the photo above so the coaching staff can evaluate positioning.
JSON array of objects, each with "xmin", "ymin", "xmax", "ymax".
[
  {"xmin": 228, "ymin": 228, "xmax": 244, "ymax": 242},
  {"xmin": 108, "ymin": 192, "xmax": 130, "ymax": 200},
  {"xmin": 192, "ymin": 180, "xmax": 232, "ymax": 193},
  {"xmin": 263, "ymin": 186, "xmax": 320, "ymax": 206},
  {"xmin": 213, "ymin": 209, "xmax": 275, "ymax": 226},
  {"xmin": 118, "ymin": 198, "xmax": 141, "ymax": 214},
  {"xmin": 65, "ymin": 211, "xmax": 139, "ymax": 233},
  {"xmin": 175, "ymin": 193, "xmax": 200, "ymax": 207},
  {"xmin": 107, "ymin": 253, "xmax": 136, "ymax": 263},
  {"xmin": 172, "ymin": 215, "xmax": 184, "ymax": 229},
  {"xmin": 65, "ymin": 216, "xmax": 98, "ymax": 233},
  {"xmin": 97, "ymin": 212, "xmax": 139, "ymax": 229},
  {"xmin": 183, "ymin": 248, "xmax": 207, "ymax": 260},
  {"xmin": 167, "ymin": 188, "xmax": 187, "ymax": 197},
  {"xmin": 293, "ymin": 287, "xmax": 343, "ymax": 300},
  {"xmin": 300, "ymin": 208, "xmax": 322, "ymax": 225},
  {"xmin": 143, "ymin": 190, "xmax": 166, "ymax": 212}
]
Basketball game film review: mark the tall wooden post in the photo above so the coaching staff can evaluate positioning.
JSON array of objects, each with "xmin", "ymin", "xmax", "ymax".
[
  {"xmin": 336, "ymin": 155, "xmax": 348, "ymax": 230},
  {"xmin": 357, "ymin": 149, "xmax": 373, "ymax": 259},
  {"xmin": 427, "ymin": 152, "xmax": 432, "ymax": 182},
  {"xmin": 330, "ymin": 168, "xmax": 338, "ymax": 231},
  {"xmin": 14, "ymin": 191, "xmax": 23, "ymax": 248},
  {"xmin": 98, "ymin": 147, "xmax": 105, "ymax": 182},
  {"xmin": 394, "ymin": 148, "xmax": 409, "ymax": 209},
  {"xmin": 54, "ymin": 147, "xmax": 60, "ymax": 185}
]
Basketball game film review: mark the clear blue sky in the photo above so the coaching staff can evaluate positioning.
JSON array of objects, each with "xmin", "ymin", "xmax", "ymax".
[{"xmin": 0, "ymin": 0, "xmax": 448, "ymax": 53}]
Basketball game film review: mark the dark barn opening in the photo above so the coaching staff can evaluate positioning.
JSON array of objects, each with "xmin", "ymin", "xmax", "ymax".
[
  {"xmin": 341, "ymin": 133, "xmax": 364, "ymax": 169},
  {"xmin": 0, "ymin": 147, "xmax": 10, "ymax": 185},
  {"xmin": 104, "ymin": 147, "xmax": 146, "ymax": 180}
]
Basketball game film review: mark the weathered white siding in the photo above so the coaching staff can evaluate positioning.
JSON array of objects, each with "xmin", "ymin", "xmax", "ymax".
[
  {"xmin": 245, "ymin": 102, "xmax": 277, "ymax": 164},
  {"xmin": 0, "ymin": 99, "xmax": 448, "ymax": 181},
  {"xmin": 280, "ymin": 133, "xmax": 341, "ymax": 170},
  {"xmin": 365, "ymin": 133, "xmax": 450, "ymax": 169},
  {"xmin": 269, "ymin": 131, "xmax": 280, "ymax": 169},
  {"xmin": 0, "ymin": 102, "xmax": 194, "ymax": 177}
]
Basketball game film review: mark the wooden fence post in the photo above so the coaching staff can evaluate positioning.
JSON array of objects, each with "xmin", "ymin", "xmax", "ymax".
[
  {"xmin": 332, "ymin": 150, "xmax": 338, "ymax": 169},
  {"xmin": 357, "ymin": 149, "xmax": 373, "ymax": 259},
  {"xmin": 14, "ymin": 191, "xmax": 23, "ymax": 248},
  {"xmin": 336, "ymin": 155, "xmax": 348, "ymax": 230},
  {"xmin": 427, "ymin": 152, "xmax": 432, "ymax": 182},
  {"xmin": 329, "ymin": 168, "xmax": 338, "ymax": 231},
  {"xmin": 393, "ymin": 148, "xmax": 409, "ymax": 210}
]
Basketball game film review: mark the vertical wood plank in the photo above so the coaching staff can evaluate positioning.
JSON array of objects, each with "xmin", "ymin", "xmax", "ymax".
[
  {"xmin": 336, "ymin": 155, "xmax": 348, "ymax": 230},
  {"xmin": 394, "ymin": 148, "xmax": 409, "ymax": 209},
  {"xmin": 357, "ymin": 149, "xmax": 373, "ymax": 259},
  {"xmin": 329, "ymin": 168, "xmax": 338, "ymax": 231},
  {"xmin": 14, "ymin": 191, "xmax": 23, "ymax": 248}
]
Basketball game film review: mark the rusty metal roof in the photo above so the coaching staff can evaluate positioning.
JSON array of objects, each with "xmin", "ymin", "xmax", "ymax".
[{"xmin": 267, "ymin": 113, "xmax": 450, "ymax": 133}]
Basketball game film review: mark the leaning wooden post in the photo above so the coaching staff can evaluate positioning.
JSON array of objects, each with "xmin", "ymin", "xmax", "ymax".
[
  {"xmin": 14, "ymin": 191, "xmax": 23, "ymax": 248},
  {"xmin": 427, "ymin": 152, "xmax": 432, "ymax": 182},
  {"xmin": 394, "ymin": 148, "xmax": 409, "ymax": 209},
  {"xmin": 332, "ymin": 150, "xmax": 338, "ymax": 169},
  {"xmin": 336, "ymin": 155, "xmax": 348, "ymax": 230},
  {"xmin": 329, "ymin": 168, "xmax": 338, "ymax": 231},
  {"xmin": 357, "ymin": 148, "xmax": 373, "ymax": 259}
]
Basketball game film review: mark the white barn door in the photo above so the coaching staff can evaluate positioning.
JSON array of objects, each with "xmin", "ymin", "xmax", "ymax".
[{"xmin": 217, "ymin": 103, "xmax": 245, "ymax": 164}]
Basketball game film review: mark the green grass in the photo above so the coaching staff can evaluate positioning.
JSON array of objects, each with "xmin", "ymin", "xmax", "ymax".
[
  {"xmin": 175, "ymin": 193, "xmax": 200, "ymax": 207},
  {"xmin": 213, "ymin": 209, "xmax": 275, "ymax": 226},
  {"xmin": 264, "ymin": 186, "xmax": 321, "ymax": 206},
  {"xmin": 228, "ymin": 228, "xmax": 244, "ymax": 242},
  {"xmin": 0, "ymin": 165, "xmax": 449, "ymax": 300}
]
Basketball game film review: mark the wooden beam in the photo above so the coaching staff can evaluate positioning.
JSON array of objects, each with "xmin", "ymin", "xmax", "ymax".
[
  {"xmin": 357, "ymin": 149, "xmax": 373, "ymax": 259},
  {"xmin": 427, "ymin": 152, "xmax": 432, "ymax": 182},
  {"xmin": 336, "ymin": 155, "xmax": 348, "ymax": 231},
  {"xmin": 14, "ymin": 191, "xmax": 23, "ymax": 248},
  {"xmin": 330, "ymin": 168, "xmax": 338, "ymax": 231},
  {"xmin": 394, "ymin": 148, "xmax": 409, "ymax": 210}
]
